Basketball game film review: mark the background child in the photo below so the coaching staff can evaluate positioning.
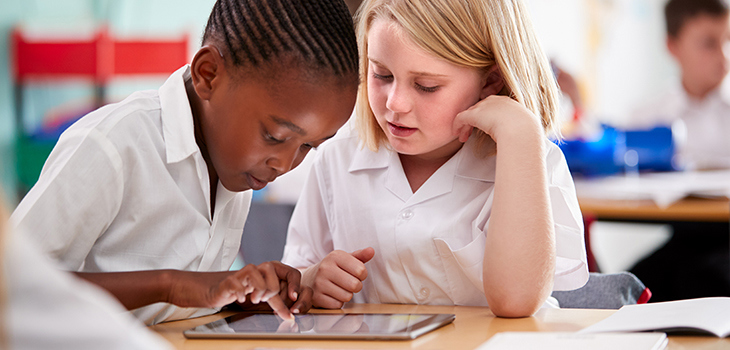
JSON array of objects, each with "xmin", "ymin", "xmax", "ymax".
[
  {"xmin": 629, "ymin": 0, "xmax": 730, "ymax": 170},
  {"xmin": 10, "ymin": 0, "xmax": 359, "ymax": 325},
  {"xmin": 282, "ymin": 0, "xmax": 588, "ymax": 317},
  {"xmin": 628, "ymin": 0, "xmax": 730, "ymax": 302}
]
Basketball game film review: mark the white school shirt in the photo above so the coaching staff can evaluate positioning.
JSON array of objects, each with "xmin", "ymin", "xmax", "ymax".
[
  {"xmin": 5, "ymin": 231, "xmax": 174, "ymax": 350},
  {"xmin": 282, "ymin": 129, "xmax": 589, "ymax": 306},
  {"xmin": 627, "ymin": 77, "xmax": 730, "ymax": 170},
  {"xmin": 10, "ymin": 65, "xmax": 252, "ymax": 325}
]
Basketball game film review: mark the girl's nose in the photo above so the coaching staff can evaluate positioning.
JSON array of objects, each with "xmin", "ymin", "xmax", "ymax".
[
  {"xmin": 385, "ymin": 82, "xmax": 412, "ymax": 114},
  {"xmin": 267, "ymin": 147, "xmax": 300, "ymax": 176}
]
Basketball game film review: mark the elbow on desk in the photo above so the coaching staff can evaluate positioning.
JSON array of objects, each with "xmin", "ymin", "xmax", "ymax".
[
  {"xmin": 485, "ymin": 284, "xmax": 551, "ymax": 318},
  {"xmin": 489, "ymin": 302, "xmax": 540, "ymax": 318}
]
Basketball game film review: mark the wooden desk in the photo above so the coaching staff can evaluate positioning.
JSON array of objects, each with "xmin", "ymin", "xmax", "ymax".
[
  {"xmin": 150, "ymin": 303, "xmax": 729, "ymax": 349},
  {"xmin": 579, "ymin": 196, "xmax": 730, "ymax": 223}
]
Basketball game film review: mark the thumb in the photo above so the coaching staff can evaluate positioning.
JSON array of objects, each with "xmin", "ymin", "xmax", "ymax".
[{"xmin": 350, "ymin": 247, "xmax": 375, "ymax": 264}]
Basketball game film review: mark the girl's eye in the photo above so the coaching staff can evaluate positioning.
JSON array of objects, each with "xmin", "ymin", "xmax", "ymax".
[
  {"xmin": 415, "ymin": 83, "xmax": 439, "ymax": 93},
  {"xmin": 265, "ymin": 132, "xmax": 284, "ymax": 144},
  {"xmin": 300, "ymin": 143, "xmax": 315, "ymax": 151},
  {"xmin": 372, "ymin": 72, "xmax": 393, "ymax": 81}
]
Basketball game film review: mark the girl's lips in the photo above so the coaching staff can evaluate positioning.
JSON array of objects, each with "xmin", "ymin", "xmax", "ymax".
[
  {"xmin": 388, "ymin": 122, "xmax": 417, "ymax": 137},
  {"xmin": 246, "ymin": 174, "xmax": 268, "ymax": 191}
]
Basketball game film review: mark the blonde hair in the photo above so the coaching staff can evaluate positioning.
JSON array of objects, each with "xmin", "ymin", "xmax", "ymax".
[{"xmin": 354, "ymin": 0, "xmax": 561, "ymax": 154}]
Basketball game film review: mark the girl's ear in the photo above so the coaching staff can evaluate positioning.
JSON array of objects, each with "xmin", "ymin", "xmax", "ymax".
[
  {"xmin": 666, "ymin": 36, "xmax": 680, "ymax": 60},
  {"xmin": 190, "ymin": 46, "xmax": 225, "ymax": 101},
  {"xmin": 480, "ymin": 65, "xmax": 505, "ymax": 100}
]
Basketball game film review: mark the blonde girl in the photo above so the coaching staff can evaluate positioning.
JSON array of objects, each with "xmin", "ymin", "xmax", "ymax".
[{"xmin": 282, "ymin": 0, "xmax": 588, "ymax": 317}]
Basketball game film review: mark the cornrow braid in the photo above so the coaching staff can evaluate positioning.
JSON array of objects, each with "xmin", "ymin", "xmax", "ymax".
[{"xmin": 202, "ymin": 0, "xmax": 359, "ymax": 77}]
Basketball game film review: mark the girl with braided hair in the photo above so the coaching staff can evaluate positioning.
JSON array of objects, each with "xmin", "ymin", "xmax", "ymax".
[
  {"xmin": 11, "ymin": 0, "xmax": 359, "ymax": 325},
  {"xmin": 282, "ymin": 0, "xmax": 589, "ymax": 318}
]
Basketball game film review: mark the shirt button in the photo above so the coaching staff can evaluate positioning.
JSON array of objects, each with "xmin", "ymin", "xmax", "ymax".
[
  {"xmin": 418, "ymin": 287, "xmax": 430, "ymax": 300},
  {"xmin": 401, "ymin": 210, "xmax": 413, "ymax": 220}
]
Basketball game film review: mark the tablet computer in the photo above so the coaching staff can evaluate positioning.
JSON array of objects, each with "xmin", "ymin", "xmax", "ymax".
[{"xmin": 183, "ymin": 312, "xmax": 456, "ymax": 340}]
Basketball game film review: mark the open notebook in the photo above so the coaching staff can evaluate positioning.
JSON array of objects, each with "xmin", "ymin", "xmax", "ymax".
[{"xmin": 580, "ymin": 297, "xmax": 730, "ymax": 337}]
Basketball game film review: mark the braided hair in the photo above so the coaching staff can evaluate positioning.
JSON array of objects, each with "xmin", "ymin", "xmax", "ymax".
[{"xmin": 202, "ymin": 0, "xmax": 359, "ymax": 82}]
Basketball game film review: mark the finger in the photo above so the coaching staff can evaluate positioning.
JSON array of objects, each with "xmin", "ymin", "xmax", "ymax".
[
  {"xmin": 290, "ymin": 286, "xmax": 313, "ymax": 314},
  {"xmin": 267, "ymin": 295, "xmax": 294, "ymax": 321},
  {"xmin": 333, "ymin": 255, "xmax": 369, "ymax": 282},
  {"xmin": 350, "ymin": 247, "xmax": 375, "ymax": 264},
  {"xmin": 313, "ymin": 291, "xmax": 345, "ymax": 309},
  {"xmin": 317, "ymin": 265, "xmax": 364, "ymax": 295},
  {"xmin": 271, "ymin": 261, "xmax": 302, "ymax": 302},
  {"xmin": 312, "ymin": 283, "xmax": 350, "ymax": 309},
  {"xmin": 257, "ymin": 262, "xmax": 283, "ymax": 302},
  {"xmin": 459, "ymin": 125, "xmax": 473, "ymax": 143},
  {"xmin": 237, "ymin": 265, "xmax": 268, "ymax": 304}
]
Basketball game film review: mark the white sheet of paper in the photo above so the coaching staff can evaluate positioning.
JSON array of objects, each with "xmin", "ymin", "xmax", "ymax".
[
  {"xmin": 476, "ymin": 332, "xmax": 667, "ymax": 350},
  {"xmin": 580, "ymin": 297, "xmax": 730, "ymax": 337}
]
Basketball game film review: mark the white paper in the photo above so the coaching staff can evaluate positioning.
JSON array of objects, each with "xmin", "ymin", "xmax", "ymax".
[
  {"xmin": 477, "ymin": 332, "xmax": 667, "ymax": 350},
  {"xmin": 580, "ymin": 297, "xmax": 730, "ymax": 337},
  {"xmin": 574, "ymin": 170, "xmax": 730, "ymax": 208}
]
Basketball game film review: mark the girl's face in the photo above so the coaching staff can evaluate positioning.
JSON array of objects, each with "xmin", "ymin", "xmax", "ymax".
[
  {"xmin": 202, "ymin": 68, "xmax": 355, "ymax": 192},
  {"xmin": 367, "ymin": 18, "xmax": 485, "ymax": 159}
]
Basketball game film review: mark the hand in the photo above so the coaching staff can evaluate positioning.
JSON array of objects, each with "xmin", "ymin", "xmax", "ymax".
[
  {"xmin": 302, "ymin": 247, "xmax": 375, "ymax": 309},
  {"xmin": 236, "ymin": 277, "xmax": 314, "ymax": 315},
  {"xmin": 453, "ymin": 95, "xmax": 544, "ymax": 144},
  {"xmin": 168, "ymin": 261, "xmax": 306, "ymax": 320}
]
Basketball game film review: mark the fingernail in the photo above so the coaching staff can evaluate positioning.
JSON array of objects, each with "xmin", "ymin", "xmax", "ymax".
[
  {"xmin": 292, "ymin": 308, "xmax": 300, "ymax": 314},
  {"xmin": 292, "ymin": 292, "xmax": 298, "ymax": 300}
]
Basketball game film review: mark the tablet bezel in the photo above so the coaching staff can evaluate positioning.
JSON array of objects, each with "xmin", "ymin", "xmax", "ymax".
[{"xmin": 183, "ymin": 312, "xmax": 456, "ymax": 340}]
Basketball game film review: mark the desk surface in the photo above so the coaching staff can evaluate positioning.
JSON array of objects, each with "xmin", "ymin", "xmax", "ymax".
[
  {"xmin": 579, "ymin": 196, "xmax": 730, "ymax": 222},
  {"xmin": 150, "ymin": 303, "xmax": 729, "ymax": 349}
]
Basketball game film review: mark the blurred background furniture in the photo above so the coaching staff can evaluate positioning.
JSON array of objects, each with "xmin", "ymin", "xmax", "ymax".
[{"xmin": 11, "ymin": 26, "xmax": 188, "ymax": 197}]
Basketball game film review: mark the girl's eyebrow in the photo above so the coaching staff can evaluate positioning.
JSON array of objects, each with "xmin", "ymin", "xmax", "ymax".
[
  {"xmin": 368, "ymin": 57, "xmax": 446, "ymax": 78},
  {"xmin": 270, "ymin": 115, "xmax": 306, "ymax": 136}
]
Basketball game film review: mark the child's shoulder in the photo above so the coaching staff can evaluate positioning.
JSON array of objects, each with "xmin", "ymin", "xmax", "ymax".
[{"xmin": 69, "ymin": 90, "xmax": 162, "ymax": 135}]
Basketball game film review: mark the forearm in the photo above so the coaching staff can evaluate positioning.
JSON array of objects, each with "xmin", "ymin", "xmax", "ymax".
[
  {"xmin": 483, "ymin": 123, "xmax": 556, "ymax": 317},
  {"xmin": 74, "ymin": 270, "xmax": 187, "ymax": 310}
]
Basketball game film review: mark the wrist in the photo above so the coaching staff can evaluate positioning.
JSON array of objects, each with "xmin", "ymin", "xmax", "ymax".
[{"xmin": 158, "ymin": 269, "xmax": 177, "ymax": 304}]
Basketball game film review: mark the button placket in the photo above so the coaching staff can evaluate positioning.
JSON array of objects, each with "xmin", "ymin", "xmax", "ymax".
[{"xmin": 400, "ymin": 209, "xmax": 413, "ymax": 220}]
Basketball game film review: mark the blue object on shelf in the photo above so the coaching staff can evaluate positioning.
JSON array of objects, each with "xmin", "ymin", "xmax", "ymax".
[
  {"xmin": 557, "ymin": 125, "xmax": 677, "ymax": 176},
  {"xmin": 624, "ymin": 126, "xmax": 675, "ymax": 172}
]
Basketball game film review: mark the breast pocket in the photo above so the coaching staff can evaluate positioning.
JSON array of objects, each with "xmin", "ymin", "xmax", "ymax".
[{"xmin": 433, "ymin": 232, "xmax": 488, "ymax": 306}]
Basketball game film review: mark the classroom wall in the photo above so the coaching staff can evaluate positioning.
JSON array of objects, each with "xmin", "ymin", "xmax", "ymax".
[
  {"xmin": 526, "ymin": 0, "xmax": 677, "ymax": 124},
  {"xmin": 0, "ymin": 0, "xmax": 216, "ymax": 206}
]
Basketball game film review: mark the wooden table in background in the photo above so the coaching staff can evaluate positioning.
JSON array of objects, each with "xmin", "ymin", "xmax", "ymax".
[
  {"xmin": 579, "ymin": 196, "xmax": 730, "ymax": 223},
  {"xmin": 150, "ymin": 303, "xmax": 730, "ymax": 349}
]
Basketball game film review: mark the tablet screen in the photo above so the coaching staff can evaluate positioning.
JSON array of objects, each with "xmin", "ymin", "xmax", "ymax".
[{"xmin": 183, "ymin": 313, "xmax": 456, "ymax": 340}]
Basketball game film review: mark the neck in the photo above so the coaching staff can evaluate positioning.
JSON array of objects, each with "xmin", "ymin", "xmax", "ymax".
[
  {"xmin": 399, "ymin": 139, "xmax": 463, "ymax": 193},
  {"xmin": 682, "ymin": 77, "xmax": 721, "ymax": 101},
  {"xmin": 185, "ymin": 76, "xmax": 219, "ymax": 216}
]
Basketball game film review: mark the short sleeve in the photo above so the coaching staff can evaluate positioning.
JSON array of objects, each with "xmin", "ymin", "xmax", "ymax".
[
  {"xmin": 546, "ymin": 142, "xmax": 590, "ymax": 291},
  {"xmin": 10, "ymin": 127, "xmax": 124, "ymax": 271}
]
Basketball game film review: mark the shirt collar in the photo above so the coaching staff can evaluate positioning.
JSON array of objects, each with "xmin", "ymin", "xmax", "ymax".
[
  {"xmin": 159, "ymin": 65, "xmax": 199, "ymax": 164},
  {"xmin": 347, "ymin": 135, "xmax": 496, "ymax": 183},
  {"xmin": 719, "ymin": 76, "xmax": 730, "ymax": 106}
]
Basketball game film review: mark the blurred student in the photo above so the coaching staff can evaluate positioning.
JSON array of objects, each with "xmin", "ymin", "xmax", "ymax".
[
  {"xmin": 282, "ymin": 0, "xmax": 588, "ymax": 318},
  {"xmin": 1, "ymin": 192, "xmax": 173, "ymax": 350},
  {"xmin": 10, "ymin": 0, "xmax": 359, "ymax": 324},
  {"xmin": 631, "ymin": 0, "xmax": 730, "ymax": 170},
  {"xmin": 629, "ymin": 0, "xmax": 730, "ymax": 302}
]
